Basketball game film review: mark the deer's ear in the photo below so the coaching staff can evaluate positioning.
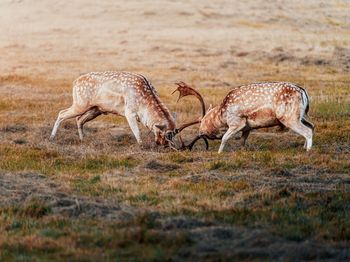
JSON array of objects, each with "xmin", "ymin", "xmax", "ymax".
[
  {"xmin": 155, "ymin": 124, "xmax": 166, "ymax": 131},
  {"xmin": 207, "ymin": 104, "xmax": 213, "ymax": 113},
  {"xmin": 172, "ymin": 112, "xmax": 177, "ymax": 121}
]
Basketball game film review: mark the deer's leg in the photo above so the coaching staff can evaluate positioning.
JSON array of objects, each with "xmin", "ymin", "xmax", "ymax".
[
  {"xmin": 300, "ymin": 117, "xmax": 314, "ymax": 149},
  {"xmin": 280, "ymin": 119, "xmax": 313, "ymax": 151},
  {"xmin": 242, "ymin": 129, "xmax": 251, "ymax": 146},
  {"xmin": 218, "ymin": 120, "xmax": 246, "ymax": 153},
  {"xmin": 125, "ymin": 111, "xmax": 142, "ymax": 144},
  {"xmin": 50, "ymin": 106, "xmax": 84, "ymax": 140},
  {"xmin": 76, "ymin": 116, "xmax": 84, "ymax": 141},
  {"xmin": 76, "ymin": 108, "xmax": 102, "ymax": 141},
  {"xmin": 301, "ymin": 117, "xmax": 315, "ymax": 133}
]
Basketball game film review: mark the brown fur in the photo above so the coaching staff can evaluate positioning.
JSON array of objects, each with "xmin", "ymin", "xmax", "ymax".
[{"xmin": 197, "ymin": 82, "xmax": 314, "ymax": 153}]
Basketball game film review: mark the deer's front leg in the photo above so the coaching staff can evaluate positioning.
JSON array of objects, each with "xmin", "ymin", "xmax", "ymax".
[{"xmin": 125, "ymin": 111, "xmax": 142, "ymax": 144}]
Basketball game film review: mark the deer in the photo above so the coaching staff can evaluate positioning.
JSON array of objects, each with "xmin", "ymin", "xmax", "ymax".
[
  {"xmin": 49, "ymin": 71, "xmax": 207, "ymax": 149},
  {"xmin": 175, "ymin": 82, "xmax": 314, "ymax": 153}
]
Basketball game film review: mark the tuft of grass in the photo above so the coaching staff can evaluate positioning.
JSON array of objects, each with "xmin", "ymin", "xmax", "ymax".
[
  {"xmin": 3, "ymin": 200, "xmax": 52, "ymax": 219},
  {"xmin": 165, "ymin": 152, "xmax": 194, "ymax": 164},
  {"xmin": 255, "ymin": 151, "xmax": 277, "ymax": 167},
  {"xmin": 129, "ymin": 193, "xmax": 160, "ymax": 206},
  {"xmin": 72, "ymin": 176, "xmax": 124, "ymax": 197},
  {"xmin": 82, "ymin": 158, "xmax": 136, "ymax": 171},
  {"xmin": 207, "ymin": 160, "xmax": 243, "ymax": 171},
  {"xmin": 40, "ymin": 228, "xmax": 65, "ymax": 240}
]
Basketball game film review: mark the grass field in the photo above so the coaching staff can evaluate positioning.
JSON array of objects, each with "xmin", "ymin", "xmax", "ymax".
[{"xmin": 0, "ymin": 0, "xmax": 349, "ymax": 260}]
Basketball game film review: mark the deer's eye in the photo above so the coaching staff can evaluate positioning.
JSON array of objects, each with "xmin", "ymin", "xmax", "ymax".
[{"xmin": 165, "ymin": 132, "xmax": 173, "ymax": 140}]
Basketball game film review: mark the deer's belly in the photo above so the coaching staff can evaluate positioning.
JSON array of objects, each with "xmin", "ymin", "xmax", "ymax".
[
  {"xmin": 95, "ymin": 94, "xmax": 125, "ymax": 115},
  {"xmin": 246, "ymin": 108, "xmax": 279, "ymax": 128}
]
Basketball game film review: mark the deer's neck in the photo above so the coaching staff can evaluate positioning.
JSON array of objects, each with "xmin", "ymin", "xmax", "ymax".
[
  {"xmin": 138, "ymin": 100, "xmax": 175, "ymax": 131},
  {"xmin": 202, "ymin": 107, "xmax": 228, "ymax": 138},
  {"xmin": 212, "ymin": 107, "xmax": 228, "ymax": 129}
]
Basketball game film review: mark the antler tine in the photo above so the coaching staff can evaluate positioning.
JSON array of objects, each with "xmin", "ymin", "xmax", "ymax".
[
  {"xmin": 171, "ymin": 81, "xmax": 186, "ymax": 102},
  {"xmin": 172, "ymin": 82, "xmax": 206, "ymax": 117}
]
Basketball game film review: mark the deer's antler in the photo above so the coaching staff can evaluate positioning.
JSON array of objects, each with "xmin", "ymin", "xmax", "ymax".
[
  {"xmin": 176, "ymin": 135, "xmax": 209, "ymax": 151},
  {"xmin": 172, "ymin": 81, "xmax": 210, "ymax": 151},
  {"xmin": 172, "ymin": 81, "xmax": 206, "ymax": 117},
  {"xmin": 172, "ymin": 82, "xmax": 206, "ymax": 134}
]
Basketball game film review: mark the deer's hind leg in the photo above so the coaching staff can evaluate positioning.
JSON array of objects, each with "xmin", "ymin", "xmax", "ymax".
[
  {"xmin": 279, "ymin": 118, "xmax": 313, "ymax": 151},
  {"xmin": 76, "ymin": 107, "xmax": 102, "ymax": 141},
  {"xmin": 301, "ymin": 117, "xmax": 315, "ymax": 133},
  {"xmin": 218, "ymin": 119, "xmax": 246, "ymax": 153},
  {"xmin": 50, "ymin": 106, "xmax": 86, "ymax": 140},
  {"xmin": 300, "ymin": 117, "xmax": 314, "ymax": 149},
  {"xmin": 241, "ymin": 128, "xmax": 251, "ymax": 146}
]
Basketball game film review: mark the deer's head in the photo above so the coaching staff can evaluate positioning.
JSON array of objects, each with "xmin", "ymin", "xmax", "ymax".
[
  {"xmin": 171, "ymin": 82, "xmax": 233, "ymax": 150},
  {"xmin": 197, "ymin": 106, "xmax": 226, "ymax": 139},
  {"xmin": 153, "ymin": 123, "xmax": 177, "ymax": 148}
]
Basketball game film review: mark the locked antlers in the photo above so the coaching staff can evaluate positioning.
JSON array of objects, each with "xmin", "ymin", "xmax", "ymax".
[{"xmin": 172, "ymin": 82, "xmax": 209, "ymax": 150}]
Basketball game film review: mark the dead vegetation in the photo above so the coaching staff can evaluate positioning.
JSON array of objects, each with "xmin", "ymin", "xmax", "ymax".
[{"xmin": 0, "ymin": 0, "xmax": 350, "ymax": 260}]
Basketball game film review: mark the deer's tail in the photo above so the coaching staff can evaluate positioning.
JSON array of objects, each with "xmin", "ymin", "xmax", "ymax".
[{"xmin": 300, "ymin": 88, "xmax": 315, "ymax": 132}]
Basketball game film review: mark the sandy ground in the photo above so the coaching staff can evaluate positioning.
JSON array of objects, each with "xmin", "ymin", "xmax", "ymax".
[{"xmin": 1, "ymin": 0, "xmax": 349, "ymax": 80}]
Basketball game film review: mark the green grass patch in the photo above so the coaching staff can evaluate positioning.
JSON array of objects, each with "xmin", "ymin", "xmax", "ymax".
[
  {"xmin": 313, "ymin": 101, "xmax": 350, "ymax": 121},
  {"xmin": 194, "ymin": 190, "xmax": 350, "ymax": 242},
  {"xmin": 129, "ymin": 192, "xmax": 160, "ymax": 206},
  {"xmin": 0, "ymin": 145, "xmax": 138, "ymax": 174},
  {"xmin": 0, "ymin": 209, "xmax": 191, "ymax": 261},
  {"xmin": 165, "ymin": 152, "xmax": 194, "ymax": 164},
  {"xmin": 207, "ymin": 160, "xmax": 243, "ymax": 171},
  {"xmin": 72, "ymin": 175, "xmax": 124, "ymax": 196},
  {"xmin": 3, "ymin": 199, "xmax": 52, "ymax": 219}
]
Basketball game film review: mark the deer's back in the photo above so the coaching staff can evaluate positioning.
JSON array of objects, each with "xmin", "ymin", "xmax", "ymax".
[
  {"xmin": 220, "ymin": 82, "xmax": 306, "ymax": 127},
  {"xmin": 72, "ymin": 71, "xmax": 156, "ymax": 107},
  {"xmin": 221, "ymin": 82, "xmax": 305, "ymax": 112},
  {"xmin": 73, "ymin": 71, "xmax": 158, "ymax": 96},
  {"xmin": 71, "ymin": 71, "xmax": 173, "ymax": 124}
]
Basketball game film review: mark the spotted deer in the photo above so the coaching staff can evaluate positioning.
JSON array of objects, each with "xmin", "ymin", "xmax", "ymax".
[
  {"xmin": 50, "ymin": 72, "xmax": 205, "ymax": 149},
  {"xmin": 178, "ymin": 82, "xmax": 314, "ymax": 153}
]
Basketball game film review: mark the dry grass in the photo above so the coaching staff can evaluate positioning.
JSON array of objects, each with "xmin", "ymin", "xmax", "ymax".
[
  {"xmin": 1, "ymin": 0, "xmax": 350, "ymax": 260},
  {"xmin": 1, "ymin": 70, "xmax": 349, "ymax": 261}
]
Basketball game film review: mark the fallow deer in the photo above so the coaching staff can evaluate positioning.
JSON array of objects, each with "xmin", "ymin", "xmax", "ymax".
[
  {"xmin": 50, "ymin": 72, "xmax": 206, "ymax": 149},
  {"xmin": 177, "ymin": 82, "xmax": 314, "ymax": 153}
]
